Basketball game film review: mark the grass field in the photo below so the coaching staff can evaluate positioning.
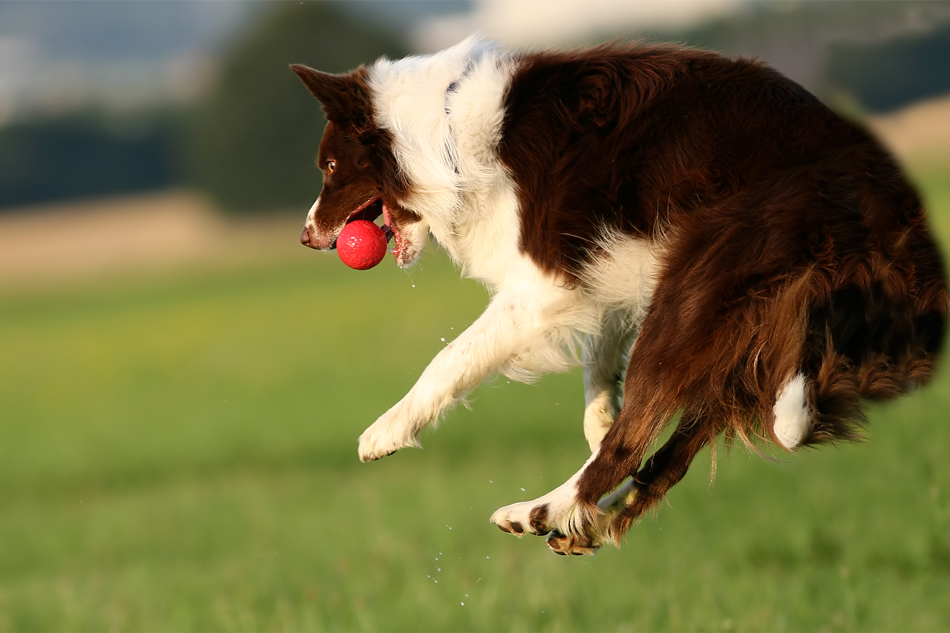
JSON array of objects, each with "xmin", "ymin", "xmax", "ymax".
[{"xmin": 1, "ymin": 175, "xmax": 949, "ymax": 632}]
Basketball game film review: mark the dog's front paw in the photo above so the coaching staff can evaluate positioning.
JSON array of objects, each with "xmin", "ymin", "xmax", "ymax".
[
  {"xmin": 357, "ymin": 402, "xmax": 421, "ymax": 462},
  {"xmin": 490, "ymin": 494, "xmax": 604, "ymax": 556},
  {"xmin": 490, "ymin": 500, "xmax": 545, "ymax": 538}
]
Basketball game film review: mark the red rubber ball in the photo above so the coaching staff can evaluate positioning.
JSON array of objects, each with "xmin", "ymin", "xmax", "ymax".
[{"xmin": 337, "ymin": 220, "xmax": 388, "ymax": 270}]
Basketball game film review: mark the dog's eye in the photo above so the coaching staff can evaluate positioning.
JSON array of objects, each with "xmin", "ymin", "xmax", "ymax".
[{"xmin": 326, "ymin": 160, "xmax": 337, "ymax": 174}]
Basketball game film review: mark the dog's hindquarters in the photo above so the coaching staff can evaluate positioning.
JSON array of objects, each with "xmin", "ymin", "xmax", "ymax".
[{"xmin": 570, "ymin": 186, "xmax": 948, "ymax": 546}]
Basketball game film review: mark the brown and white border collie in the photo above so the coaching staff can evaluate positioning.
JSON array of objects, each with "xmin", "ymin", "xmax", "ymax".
[{"xmin": 293, "ymin": 38, "xmax": 948, "ymax": 556}]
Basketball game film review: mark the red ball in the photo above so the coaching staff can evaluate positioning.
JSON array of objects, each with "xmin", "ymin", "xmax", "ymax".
[{"xmin": 337, "ymin": 220, "xmax": 388, "ymax": 270}]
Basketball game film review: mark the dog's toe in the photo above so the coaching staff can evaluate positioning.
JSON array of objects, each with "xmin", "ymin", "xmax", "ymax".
[
  {"xmin": 357, "ymin": 425, "xmax": 419, "ymax": 462},
  {"xmin": 493, "ymin": 518, "xmax": 525, "ymax": 537},
  {"xmin": 357, "ymin": 443, "xmax": 397, "ymax": 462}
]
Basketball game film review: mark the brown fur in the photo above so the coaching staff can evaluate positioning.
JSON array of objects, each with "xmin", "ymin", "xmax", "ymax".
[
  {"xmin": 498, "ymin": 44, "xmax": 947, "ymax": 534},
  {"xmin": 291, "ymin": 65, "xmax": 419, "ymax": 248}
]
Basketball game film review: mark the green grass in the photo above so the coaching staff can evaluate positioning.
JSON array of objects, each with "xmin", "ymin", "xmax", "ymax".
[{"xmin": 1, "ymin": 174, "xmax": 950, "ymax": 632}]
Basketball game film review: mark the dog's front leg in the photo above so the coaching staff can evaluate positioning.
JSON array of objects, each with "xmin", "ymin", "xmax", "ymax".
[
  {"xmin": 358, "ymin": 286, "xmax": 574, "ymax": 461},
  {"xmin": 582, "ymin": 312, "xmax": 634, "ymax": 451}
]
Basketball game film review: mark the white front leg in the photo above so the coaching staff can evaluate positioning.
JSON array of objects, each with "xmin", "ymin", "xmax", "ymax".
[
  {"xmin": 582, "ymin": 312, "xmax": 633, "ymax": 451},
  {"xmin": 358, "ymin": 283, "xmax": 577, "ymax": 461}
]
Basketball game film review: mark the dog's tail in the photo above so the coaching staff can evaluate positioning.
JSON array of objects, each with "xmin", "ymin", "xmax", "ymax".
[{"xmin": 768, "ymin": 260, "xmax": 948, "ymax": 451}]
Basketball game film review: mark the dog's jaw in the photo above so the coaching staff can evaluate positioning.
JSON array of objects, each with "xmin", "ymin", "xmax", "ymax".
[{"xmin": 300, "ymin": 196, "xmax": 428, "ymax": 269}]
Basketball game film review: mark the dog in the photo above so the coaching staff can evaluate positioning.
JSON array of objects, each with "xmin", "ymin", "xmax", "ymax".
[{"xmin": 292, "ymin": 38, "xmax": 948, "ymax": 556}]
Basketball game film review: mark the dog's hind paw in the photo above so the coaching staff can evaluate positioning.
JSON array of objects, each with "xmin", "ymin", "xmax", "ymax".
[{"xmin": 545, "ymin": 530, "xmax": 600, "ymax": 556}]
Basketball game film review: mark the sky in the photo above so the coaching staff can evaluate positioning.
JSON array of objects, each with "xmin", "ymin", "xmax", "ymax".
[
  {"xmin": 414, "ymin": 0, "xmax": 741, "ymax": 50},
  {"xmin": 0, "ymin": 0, "xmax": 748, "ymax": 125}
]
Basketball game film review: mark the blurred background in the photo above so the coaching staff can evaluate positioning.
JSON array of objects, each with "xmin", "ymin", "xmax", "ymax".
[{"xmin": 1, "ymin": 1, "xmax": 950, "ymax": 631}]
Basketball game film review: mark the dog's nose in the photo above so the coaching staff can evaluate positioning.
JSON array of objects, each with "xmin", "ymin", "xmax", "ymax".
[{"xmin": 300, "ymin": 226, "xmax": 312, "ymax": 246}]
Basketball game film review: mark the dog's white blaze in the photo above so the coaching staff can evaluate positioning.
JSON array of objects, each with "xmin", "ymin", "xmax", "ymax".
[
  {"xmin": 773, "ymin": 373, "xmax": 811, "ymax": 449},
  {"xmin": 305, "ymin": 197, "xmax": 320, "ymax": 229}
]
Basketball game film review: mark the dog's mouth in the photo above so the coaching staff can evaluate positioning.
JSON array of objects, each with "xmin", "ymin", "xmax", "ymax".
[{"xmin": 332, "ymin": 196, "xmax": 402, "ymax": 255}]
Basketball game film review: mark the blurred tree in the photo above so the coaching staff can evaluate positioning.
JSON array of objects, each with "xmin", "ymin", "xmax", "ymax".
[
  {"xmin": 0, "ymin": 111, "xmax": 180, "ymax": 209},
  {"xmin": 826, "ymin": 24, "xmax": 950, "ymax": 113},
  {"xmin": 184, "ymin": 2, "xmax": 409, "ymax": 214},
  {"xmin": 637, "ymin": 1, "xmax": 950, "ymax": 109}
]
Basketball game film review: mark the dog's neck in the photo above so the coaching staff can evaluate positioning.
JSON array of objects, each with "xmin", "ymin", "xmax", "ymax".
[{"xmin": 368, "ymin": 39, "xmax": 522, "ymax": 286}]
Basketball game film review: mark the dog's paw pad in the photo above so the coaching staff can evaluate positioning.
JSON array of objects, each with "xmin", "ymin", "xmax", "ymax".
[{"xmin": 494, "ymin": 519, "xmax": 525, "ymax": 537}]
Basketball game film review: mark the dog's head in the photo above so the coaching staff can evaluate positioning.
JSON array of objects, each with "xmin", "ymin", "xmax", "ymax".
[{"xmin": 291, "ymin": 64, "xmax": 427, "ymax": 268}]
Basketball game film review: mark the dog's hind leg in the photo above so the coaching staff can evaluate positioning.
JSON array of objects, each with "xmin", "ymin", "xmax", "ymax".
[
  {"xmin": 491, "ymin": 344, "xmax": 678, "ymax": 554},
  {"xmin": 493, "ymin": 410, "xmax": 711, "ymax": 556},
  {"xmin": 491, "ymin": 297, "xmax": 706, "ymax": 554},
  {"xmin": 600, "ymin": 411, "xmax": 712, "ymax": 545},
  {"xmin": 539, "ymin": 411, "xmax": 711, "ymax": 554},
  {"xmin": 581, "ymin": 312, "xmax": 634, "ymax": 451}
]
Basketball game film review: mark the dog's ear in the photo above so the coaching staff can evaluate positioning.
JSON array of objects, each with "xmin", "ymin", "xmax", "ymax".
[{"xmin": 290, "ymin": 64, "xmax": 372, "ymax": 135}]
